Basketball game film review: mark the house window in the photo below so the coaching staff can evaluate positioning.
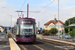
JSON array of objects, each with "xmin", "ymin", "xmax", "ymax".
[
  {"xmin": 56, "ymin": 25, "xmax": 61, "ymax": 28},
  {"xmin": 61, "ymin": 25, "xmax": 64, "ymax": 28},
  {"xmin": 49, "ymin": 25, "xmax": 54, "ymax": 28},
  {"xmin": 45, "ymin": 25, "xmax": 48, "ymax": 28}
]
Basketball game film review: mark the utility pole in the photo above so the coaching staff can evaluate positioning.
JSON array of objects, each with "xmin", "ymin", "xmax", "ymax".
[
  {"xmin": 68, "ymin": 20, "xmax": 70, "ymax": 32},
  {"xmin": 10, "ymin": 15, "xmax": 12, "ymax": 27},
  {"xmin": 58, "ymin": 0, "xmax": 60, "ymax": 39},
  {"xmin": 54, "ymin": 15, "xmax": 56, "ymax": 28},
  {"xmin": 38, "ymin": 22, "xmax": 40, "ymax": 30}
]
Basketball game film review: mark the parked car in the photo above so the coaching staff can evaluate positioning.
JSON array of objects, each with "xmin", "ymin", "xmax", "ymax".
[{"xmin": 59, "ymin": 33, "xmax": 71, "ymax": 39}]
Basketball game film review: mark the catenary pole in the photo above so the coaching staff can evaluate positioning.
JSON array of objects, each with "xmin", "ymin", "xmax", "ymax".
[{"xmin": 58, "ymin": 0, "xmax": 60, "ymax": 39}]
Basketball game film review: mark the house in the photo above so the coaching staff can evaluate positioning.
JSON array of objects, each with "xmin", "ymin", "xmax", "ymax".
[
  {"xmin": 0, "ymin": 26, "xmax": 4, "ymax": 32},
  {"xmin": 44, "ymin": 18, "xmax": 64, "ymax": 34}
]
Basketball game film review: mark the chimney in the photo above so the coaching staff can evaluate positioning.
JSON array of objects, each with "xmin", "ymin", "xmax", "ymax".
[
  {"xmin": 54, "ymin": 18, "xmax": 57, "ymax": 20},
  {"xmin": 54, "ymin": 18, "xmax": 57, "ymax": 24}
]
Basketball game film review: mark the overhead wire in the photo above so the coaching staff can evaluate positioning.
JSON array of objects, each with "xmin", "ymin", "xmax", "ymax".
[
  {"xmin": 20, "ymin": 0, "xmax": 26, "ymax": 10},
  {"xmin": 31, "ymin": 0, "xmax": 55, "ymax": 17},
  {"xmin": 39, "ymin": 0, "xmax": 55, "ymax": 11}
]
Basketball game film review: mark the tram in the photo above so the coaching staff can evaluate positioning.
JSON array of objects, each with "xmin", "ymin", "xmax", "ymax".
[{"xmin": 12, "ymin": 17, "xmax": 36, "ymax": 42}]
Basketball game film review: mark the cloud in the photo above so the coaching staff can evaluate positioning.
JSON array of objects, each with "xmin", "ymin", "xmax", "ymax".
[
  {"xmin": 0, "ymin": 0, "xmax": 7, "ymax": 6},
  {"xmin": 0, "ymin": 0, "xmax": 17, "ymax": 26}
]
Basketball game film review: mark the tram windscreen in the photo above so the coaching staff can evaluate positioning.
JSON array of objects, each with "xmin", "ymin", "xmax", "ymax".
[{"xmin": 20, "ymin": 24, "xmax": 34, "ymax": 35}]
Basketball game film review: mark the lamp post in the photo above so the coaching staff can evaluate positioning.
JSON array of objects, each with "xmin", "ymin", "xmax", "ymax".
[
  {"xmin": 10, "ymin": 15, "xmax": 12, "ymax": 27},
  {"xmin": 10, "ymin": 15, "xmax": 12, "ymax": 34}
]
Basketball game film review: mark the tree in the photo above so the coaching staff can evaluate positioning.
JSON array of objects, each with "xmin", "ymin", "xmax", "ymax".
[
  {"xmin": 64, "ymin": 27, "xmax": 73, "ymax": 33},
  {"xmin": 64, "ymin": 17, "xmax": 75, "ymax": 33},
  {"xmin": 50, "ymin": 28, "xmax": 58, "ymax": 35},
  {"xmin": 65, "ymin": 17, "xmax": 75, "ymax": 26}
]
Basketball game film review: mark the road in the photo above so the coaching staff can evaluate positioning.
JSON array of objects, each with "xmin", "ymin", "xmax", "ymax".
[{"xmin": 17, "ymin": 39, "xmax": 75, "ymax": 50}]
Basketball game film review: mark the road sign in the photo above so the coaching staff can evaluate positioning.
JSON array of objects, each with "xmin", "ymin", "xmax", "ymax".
[
  {"xmin": 7, "ymin": 27, "xmax": 9, "ymax": 30},
  {"xmin": 14, "ymin": 28, "xmax": 16, "ymax": 30},
  {"xmin": 40, "ymin": 28, "xmax": 42, "ymax": 31}
]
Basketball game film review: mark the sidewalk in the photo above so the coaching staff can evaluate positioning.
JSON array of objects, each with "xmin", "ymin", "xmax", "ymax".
[
  {"xmin": 0, "ymin": 34, "xmax": 10, "ymax": 50},
  {"xmin": 36, "ymin": 34, "xmax": 75, "ymax": 42},
  {"xmin": 42, "ymin": 36, "xmax": 75, "ymax": 43}
]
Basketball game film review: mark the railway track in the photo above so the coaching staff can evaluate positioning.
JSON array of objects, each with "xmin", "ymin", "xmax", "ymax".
[{"xmin": 17, "ymin": 39, "xmax": 75, "ymax": 50}]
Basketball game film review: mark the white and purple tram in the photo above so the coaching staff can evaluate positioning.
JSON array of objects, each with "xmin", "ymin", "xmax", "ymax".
[{"xmin": 12, "ymin": 17, "xmax": 36, "ymax": 42}]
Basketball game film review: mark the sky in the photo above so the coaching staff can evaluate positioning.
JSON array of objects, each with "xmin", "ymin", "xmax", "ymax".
[{"xmin": 0, "ymin": 0, "xmax": 75, "ymax": 28}]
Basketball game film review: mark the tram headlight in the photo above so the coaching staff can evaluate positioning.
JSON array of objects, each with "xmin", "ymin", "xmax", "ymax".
[{"xmin": 22, "ymin": 21, "xmax": 24, "ymax": 24}]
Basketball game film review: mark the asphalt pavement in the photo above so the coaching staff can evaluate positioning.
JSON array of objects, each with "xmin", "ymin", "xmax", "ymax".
[
  {"xmin": 0, "ymin": 34, "xmax": 75, "ymax": 50},
  {"xmin": 0, "ymin": 34, "xmax": 10, "ymax": 50},
  {"xmin": 17, "ymin": 39, "xmax": 75, "ymax": 50}
]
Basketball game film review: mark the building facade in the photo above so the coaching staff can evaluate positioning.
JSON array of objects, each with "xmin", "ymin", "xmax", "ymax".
[
  {"xmin": 0, "ymin": 26, "xmax": 4, "ymax": 32},
  {"xmin": 44, "ymin": 18, "xmax": 64, "ymax": 34}
]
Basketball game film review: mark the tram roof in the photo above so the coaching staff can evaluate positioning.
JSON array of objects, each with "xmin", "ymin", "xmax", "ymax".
[{"xmin": 17, "ymin": 17, "xmax": 35, "ymax": 21}]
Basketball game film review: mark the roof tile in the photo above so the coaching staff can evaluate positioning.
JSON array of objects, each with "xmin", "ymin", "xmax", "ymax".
[{"xmin": 44, "ymin": 20, "xmax": 64, "ymax": 25}]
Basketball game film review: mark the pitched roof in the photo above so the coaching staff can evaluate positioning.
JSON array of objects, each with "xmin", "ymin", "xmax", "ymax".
[{"xmin": 44, "ymin": 18, "xmax": 64, "ymax": 25}]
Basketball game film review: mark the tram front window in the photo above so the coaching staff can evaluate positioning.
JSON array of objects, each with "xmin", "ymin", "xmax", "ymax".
[{"xmin": 20, "ymin": 24, "xmax": 34, "ymax": 35}]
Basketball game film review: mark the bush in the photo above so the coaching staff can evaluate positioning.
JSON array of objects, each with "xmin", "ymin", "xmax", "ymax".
[
  {"xmin": 69, "ymin": 29, "xmax": 75, "ymax": 36},
  {"xmin": 72, "ymin": 29, "xmax": 75, "ymax": 36},
  {"xmin": 62, "ymin": 31, "xmax": 64, "ymax": 34},
  {"xmin": 50, "ymin": 28, "xmax": 58, "ymax": 35},
  {"xmin": 45, "ymin": 30, "xmax": 50, "ymax": 35},
  {"xmin": 69, "ymin": 31, "xmax": 72, "ymax": 36},
  {"xmin": 41, "ymin": 29, "xmax": 50, "ymax": 35},
  {"xmin": 0, "ymin": 30, "xmax": 1, "ymax": 33},
  {"xmin": 48, "ymin": 30, "xmax": 51, "ymax": 35},
  {"xmin": 62, "ymin": 31, "xmax": 65, "ymax": 34},
  {"xmin": 41, "ymin": 29, "xmax": 45, "ymax": 34}
]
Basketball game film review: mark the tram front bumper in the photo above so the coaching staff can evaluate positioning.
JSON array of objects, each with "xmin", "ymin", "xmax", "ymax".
[{"xmin": 16, "ymin": 37, "xmax": 36, "ymax": 42}]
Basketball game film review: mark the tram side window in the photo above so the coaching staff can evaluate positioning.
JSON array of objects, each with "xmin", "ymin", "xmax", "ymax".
[
  {"xmin": 35, "ymin": 25, "xmax": 36, "ymax": 35},
  {"xmin": 16, "ymin": 25, "xmax": 19, "ymax": 35}
]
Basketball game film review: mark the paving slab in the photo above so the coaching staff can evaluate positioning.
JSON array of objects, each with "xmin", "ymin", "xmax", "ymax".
[{"xmin": 0, "ymin": 35, "xmax": 10, "ymax": 50}]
